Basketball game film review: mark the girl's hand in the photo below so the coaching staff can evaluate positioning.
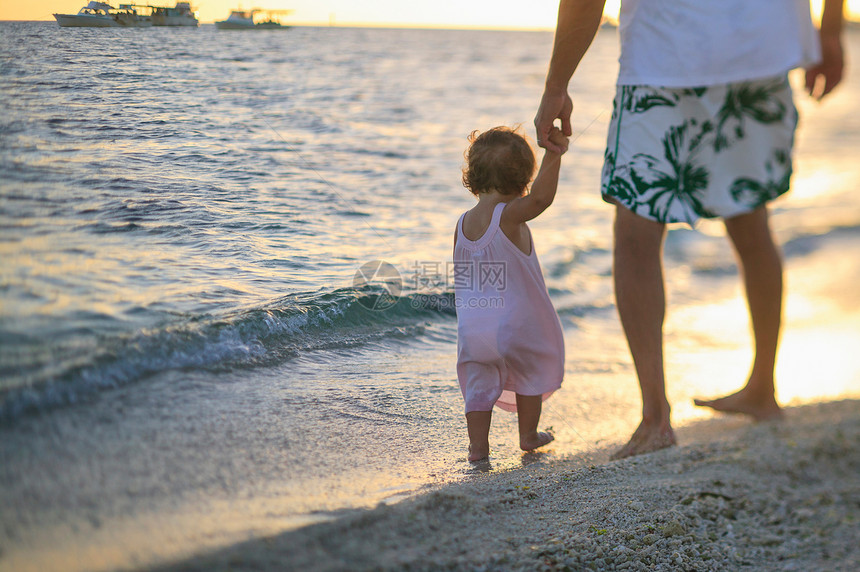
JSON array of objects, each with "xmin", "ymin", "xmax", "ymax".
[{"xmin": 547, "ymin": 127, "xmax": 569, "ymax": 155}]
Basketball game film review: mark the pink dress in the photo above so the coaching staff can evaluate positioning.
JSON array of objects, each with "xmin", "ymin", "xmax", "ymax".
[{"xmin": 454, "ymin": 202, "xmax": 564, "ymax": 412}]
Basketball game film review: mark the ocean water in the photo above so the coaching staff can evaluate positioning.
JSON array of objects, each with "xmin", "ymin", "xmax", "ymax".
[{"xmin": 1, "ymin": 22, "xmax": 859, "ymax": 570}]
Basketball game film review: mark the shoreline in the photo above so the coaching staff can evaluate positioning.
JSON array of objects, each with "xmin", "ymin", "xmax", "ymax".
[
  {"xmin": 2, "ymin": 229, "xmax": 859, "ymax": 572},
  {"xmin": 1, "ymin": 232, "xmax": 858, "ymax": 572},
  {"xmin": 148, "ymin": 399, "xmax": 860, "ymax": 572}
]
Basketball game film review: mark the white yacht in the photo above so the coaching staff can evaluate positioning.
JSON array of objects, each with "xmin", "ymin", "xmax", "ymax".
[
  {"xmin": 53, "ymin": 2, "xmax": 121, "ymax": 27},
  {"xmin": 54, "ymin": 2, "xmax": 196, "ymax": 28}
]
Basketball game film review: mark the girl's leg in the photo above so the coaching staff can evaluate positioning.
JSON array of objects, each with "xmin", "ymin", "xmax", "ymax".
[
  {"xmin": 466, "ymin": 410, "xmax": 492, "ymax": 462},
  {"xmin": 515, "ymin": 394, "xmax": 554, "ymax": 452}
]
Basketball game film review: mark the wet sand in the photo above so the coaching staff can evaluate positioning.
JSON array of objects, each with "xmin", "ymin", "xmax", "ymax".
[{"xmin": 150, "ymin": 399, "xmax": 860, "ymax": 572}]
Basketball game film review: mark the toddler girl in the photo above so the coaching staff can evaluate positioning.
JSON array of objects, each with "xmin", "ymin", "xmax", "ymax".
[{"xmin": 454, "ymin": 126, "xmax": 568, "ymax": 462}]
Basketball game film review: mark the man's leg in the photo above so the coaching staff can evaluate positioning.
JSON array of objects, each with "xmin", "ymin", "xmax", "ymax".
[
  {"xmin": 694, "ymin": 206, "xmax": 783, "ymax": 420},
  {"xmin": 611, "ymin": 205, "xmax": 676, "ymax": 460}
]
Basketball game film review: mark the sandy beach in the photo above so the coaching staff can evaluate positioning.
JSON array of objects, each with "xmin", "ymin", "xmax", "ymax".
[{"xmin": 146, "ymin": 399, "xmax": 860, "ymax": 571}]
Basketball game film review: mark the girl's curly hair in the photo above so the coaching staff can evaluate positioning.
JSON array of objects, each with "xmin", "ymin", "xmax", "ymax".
[{"xmin": 462, "ymin": 126, "xmax": 535, "ymax": 196}]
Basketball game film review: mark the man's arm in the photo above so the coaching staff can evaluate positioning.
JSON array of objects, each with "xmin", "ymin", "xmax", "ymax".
[
  {"xmin": 806, "ymin": 0, "xmax": 845, "ymax": 99},
  {"xmin": 535, "ymin": 0, "xmax": 607, "ymax": 152}
]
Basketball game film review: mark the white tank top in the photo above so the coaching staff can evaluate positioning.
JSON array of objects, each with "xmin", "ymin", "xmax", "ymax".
[{"xmin": 616, "ymin": 0, "xmax": 821, "ymax": 87}]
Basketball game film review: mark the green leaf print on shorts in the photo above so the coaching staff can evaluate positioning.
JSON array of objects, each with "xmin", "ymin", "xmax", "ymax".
[
  {"xmin": 628, "ymin": 121, "xmax": 714, "ymax": 224},
  {"xmin": 729, "ymin": 149, "xmax": 792, "ymax": 208},
  {"xmin": 714, "ymin": 78, "xmax": 788, "ymax": 152},
  {"xmin": 621, "ymin": 85, "xmax": 679, "ymax": 113}
]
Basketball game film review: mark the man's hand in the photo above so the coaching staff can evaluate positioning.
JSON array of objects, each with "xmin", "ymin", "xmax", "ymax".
[
  {"xmin": 805, "ymin": 32, "xmax": 844, "ymax": 100},
  {"xmin": 807, "ymin": 0, "xmax": 845, "ymax": 100},
  {"xmin": 535, "ymin": 87, "xmax": 573, "ymax": 153}
]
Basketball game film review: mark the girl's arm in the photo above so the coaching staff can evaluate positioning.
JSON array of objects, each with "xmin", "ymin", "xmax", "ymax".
[
  {"xmin": 502, "ymin": 131, "xmax": 568, "ymax": 224},
  {"xmin": 535, "ymin": 0, "xmax": 607, "ymax": 152}
]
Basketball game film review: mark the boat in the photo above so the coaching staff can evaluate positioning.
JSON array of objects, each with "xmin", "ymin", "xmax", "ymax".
[
  {"xmin": 54, "ymin": 1, "xmax": 122, "ymax": 27},
  {"xmin": 54, "ymin": 1, "xmax": 196, "ymax": 28},
  {"xmin": 150, "ymin": 2, "xmax": 198, "ymax": 26},
  {"xmin": 115, "ymin": 4, "xmax": 153, "ymax": 27},
  {"xmin": 215, "ymin": 9, "xmax": 292, "ymax": 30}
]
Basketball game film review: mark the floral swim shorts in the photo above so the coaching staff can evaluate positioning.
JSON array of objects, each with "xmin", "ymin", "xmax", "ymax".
[{"xmin": 601, "ymin": 75, "xmax": 797, "ymax": 225}]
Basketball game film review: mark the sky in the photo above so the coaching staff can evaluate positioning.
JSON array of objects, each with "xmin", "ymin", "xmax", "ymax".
[{"xmin": 3, "ymin": 0, "xmax": 860, "ymax": 27}]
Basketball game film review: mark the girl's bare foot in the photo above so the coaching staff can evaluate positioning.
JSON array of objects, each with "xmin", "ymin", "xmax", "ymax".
[
  {"xmin": 611, "ymin": 421, "xmax": 676, "ymax": 460},
  {"xmin": 520, "ymin": 430, "xmax": 554, "ymax": 452},
  {"xmin": 468, "ymin": 443, "xmax": 490, "ymax": 462},
  {"xmin": 694, "ymin": 387, "xmax": 783, "ymax": 421}
]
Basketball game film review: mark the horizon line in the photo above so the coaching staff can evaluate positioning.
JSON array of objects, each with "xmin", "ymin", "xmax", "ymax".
[
  {"xmin": 0, "ymin": 19, "xmax": 563, "ymax": 31},
  {"xmin": 4, "ymin": 17, "xmax": 860, "ymax": 30}
]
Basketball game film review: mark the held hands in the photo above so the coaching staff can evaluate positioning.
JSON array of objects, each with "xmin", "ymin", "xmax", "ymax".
[
  {"xmin": 545, "ymin": 126, "xmax": 569, "ymax": 155},
  {"xmin": 534, "ymin": 87, "xmax": 573, "ymax": 153}
]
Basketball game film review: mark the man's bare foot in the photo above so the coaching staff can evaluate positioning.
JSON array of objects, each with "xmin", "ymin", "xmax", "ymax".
[
  {"xmin": 694, "ymin": 387, "xmax": 783, "ymax": 421},
  {"xmin": 468, "ymin": 443, "xmax": 490, "ymax": 462},
  {"xmin": 520, "ymin": 431, "xmax": 554, "ymax": 452},
  {"xmin": 611, "ymin": 422, "xmax": 676, "ymax": 460}
]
